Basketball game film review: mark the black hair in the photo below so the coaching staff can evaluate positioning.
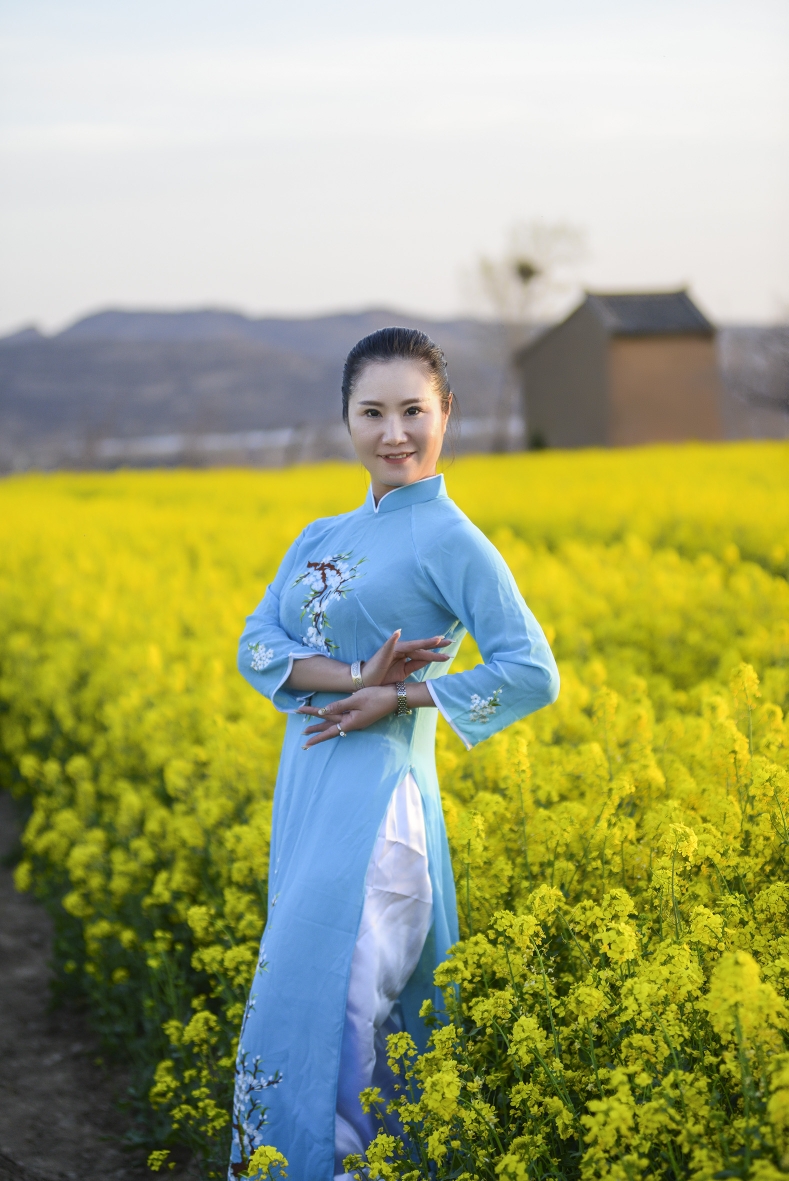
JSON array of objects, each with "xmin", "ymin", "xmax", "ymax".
[{"xmin": 341, "ymin": 326, "xmax": 453, "ymax": 426}]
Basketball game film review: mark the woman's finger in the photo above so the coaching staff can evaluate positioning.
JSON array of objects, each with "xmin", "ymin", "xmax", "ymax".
[
  {"xmin": 303, "ymin": 716, "xmax": 359, "ymax": 748},
  {"xmin": 303, "ymin": 704, "xmax": 361, "ymax": 734},
  {"xmin": 395, "ymin": 636, "xmax": 451, "ymax": 653},
  {"xmin": 356, "ymin": 630, "xmax": 401, "ymax": 686},
  {"xmin": 396, "ymin": 634, "xmax": 447, "ymax": 647},
  {"xmin": 302, "ymin": 718, "xmax": 341, "ymax": 735},
  {"xmin": 392, "ymin": 659, "xmax": 429, "ymax": 675},
  {"xmin": 298, "ymin": 695, "xmax": 362, "ymax": 718},
  {"xmin": 364, "ymin": 631, "xmax": 400, "ymax": 667},
  {"xmin": 303, "ymin": 727, "xmax": 342, "ymax": 748}
]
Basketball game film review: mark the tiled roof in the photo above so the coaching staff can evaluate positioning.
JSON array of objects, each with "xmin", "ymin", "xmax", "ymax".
[{"xmin": 586, "ymin": 290, "xmax": 715, "ymax": 336}]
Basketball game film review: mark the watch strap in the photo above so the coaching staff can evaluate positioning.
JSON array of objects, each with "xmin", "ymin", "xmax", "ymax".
[{"xmin": 395, "ymin": 681, "xmax": 412, "ymax": 716}]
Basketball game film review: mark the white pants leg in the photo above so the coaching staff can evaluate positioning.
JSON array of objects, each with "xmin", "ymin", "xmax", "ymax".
[{"xmin": 334, "ymin": 773, "xmax": 433, "ymax": 1179}]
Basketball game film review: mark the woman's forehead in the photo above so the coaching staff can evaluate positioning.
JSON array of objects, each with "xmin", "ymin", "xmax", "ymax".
[{"xmin": 350, "ymin": 358, "xmax": 437, "ymax": 398}]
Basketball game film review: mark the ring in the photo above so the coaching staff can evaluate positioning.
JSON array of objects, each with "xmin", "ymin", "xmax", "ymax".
[
  {"xmin": 318, "ymin": 707, "xmax": 326, "ymax": 716},
  {"xmin": 336, "ymin": 724, "xmax": 347, "ymax": 738}
]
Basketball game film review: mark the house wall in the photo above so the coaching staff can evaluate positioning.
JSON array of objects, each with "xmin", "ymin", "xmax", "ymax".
[
  {"xmin": 607, "ymin": 336, "xmax": 723, "ymax": 445},
  {"xmin": 518, "ymin": 302, "xmax": 609, "ymax": 448}
]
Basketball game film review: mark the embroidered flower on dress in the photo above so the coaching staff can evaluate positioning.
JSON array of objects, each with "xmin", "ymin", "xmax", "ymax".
[
  {"xmin": 293, "ymin": 551, "xmax": 365, "ymax": 655},
  {"xmin": 228, "ymin": 1049, "xmax": 282, "ymax": 1179},
  {"xmin": 469, "ymin": 688, "xmax": 502, "ymax": 724},
  {"xmin": 248, "ymin": 642, "xmax": 274, "ymax": 672}
]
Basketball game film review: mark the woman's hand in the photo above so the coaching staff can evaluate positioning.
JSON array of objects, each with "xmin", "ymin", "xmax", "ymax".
[
  {"xmin": 298, "ymin": 686, "xmax": 397, "ymax": 747},
  {"xmin": 284, "ymin": 630, "xmax": 450, "ymax": 695},
  {"xmin": 361, "ymin": 629, "xmax": 450, "ymax": 686},
  {"xmin": 298, "ymin": 680, "xmax": 435, "ymax": 748}
]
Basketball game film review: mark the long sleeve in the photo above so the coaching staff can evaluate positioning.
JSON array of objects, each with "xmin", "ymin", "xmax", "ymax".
[
  {"xmin": 417, "ymin": 513, "xmax": 559, "ymax": 750},
  {"xmin": 238, "ymin": 529, "xmax": 317, "ymax": 713}
]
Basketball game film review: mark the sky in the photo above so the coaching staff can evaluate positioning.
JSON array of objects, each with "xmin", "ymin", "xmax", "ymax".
[{"xmin": 0, "ymin": 0, "xmax": 787, "ymax": 334}]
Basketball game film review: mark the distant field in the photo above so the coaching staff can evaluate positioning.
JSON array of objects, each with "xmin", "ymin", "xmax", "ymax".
[{"xmin": 1, "ymin": 440, "xmax": 788, "ymax": 1179}]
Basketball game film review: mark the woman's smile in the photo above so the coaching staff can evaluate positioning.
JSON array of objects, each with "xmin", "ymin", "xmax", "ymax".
[
  {"xmin": 380, "ymin": 450, "xmax": 416, "ymax": 463},
  {"xmin": 347, "ymin": 358, "xmax": 450, "ymax": 502}
]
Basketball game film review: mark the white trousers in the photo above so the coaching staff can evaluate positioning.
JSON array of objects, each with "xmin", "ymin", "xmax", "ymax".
[{"xmin": 334, "ymin": 773, "xmax": 433, "ymax": 1179}]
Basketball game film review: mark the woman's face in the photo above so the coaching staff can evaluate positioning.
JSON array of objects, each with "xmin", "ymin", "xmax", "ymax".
[{"xmin": 347, "ymin": 359, "xmax": 451, "ymax": 501}]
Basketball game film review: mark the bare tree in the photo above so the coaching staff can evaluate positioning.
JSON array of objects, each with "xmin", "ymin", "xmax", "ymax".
[
  {"xmin": 469, "ymin": 221, "xmax": 587, "ymax": 449},
  {"xmin": 720, "ymin": 321, "xmax": 789, "ymax": 426},
  {"xmin": 736, "ymin": 329, "xmax": 789, "ymax": 417}
]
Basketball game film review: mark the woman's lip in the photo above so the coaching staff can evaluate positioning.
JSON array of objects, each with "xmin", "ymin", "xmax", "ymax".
[{"xmin": 380, "ymin": 452, "xmax": 416, "ymax": 461}]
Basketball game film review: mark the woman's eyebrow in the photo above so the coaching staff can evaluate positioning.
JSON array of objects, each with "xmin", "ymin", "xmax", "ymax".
[{"xmin": 356, "ymin": 396, "xmax": 428, "ymax": 406}]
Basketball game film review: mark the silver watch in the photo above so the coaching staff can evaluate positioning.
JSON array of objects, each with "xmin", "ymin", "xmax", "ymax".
[{"xmin": 395, "ymin": 681, "xmax": 412, "ymax": 716}]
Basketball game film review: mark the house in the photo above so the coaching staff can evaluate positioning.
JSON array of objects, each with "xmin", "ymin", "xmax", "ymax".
[{"xmin": 514, "ymin": 290, "xmax": 723, "ymax": 448}]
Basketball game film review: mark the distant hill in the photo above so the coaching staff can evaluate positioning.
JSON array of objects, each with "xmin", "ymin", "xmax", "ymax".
[
  {"xmin": 0, "ymin": 309, "xmax": 784, "ymax": 472},
  {"xmin": 0, "ymin": 308, "xmax": 518, "ymax": 471},
  {"xmin": 55, "ymin": 307, "xmax": 501, "ymax": 358}
]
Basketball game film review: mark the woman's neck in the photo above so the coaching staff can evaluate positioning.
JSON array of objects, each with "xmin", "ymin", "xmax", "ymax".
[{"xmin": 371, "ymin": 471, "xmax": 438, "ymax": 506}]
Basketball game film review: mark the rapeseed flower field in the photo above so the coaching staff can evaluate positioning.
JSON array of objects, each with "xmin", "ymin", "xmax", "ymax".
[{"xmin": 0, "ymin": 441, "xmax": 787, "ymax": 1180}]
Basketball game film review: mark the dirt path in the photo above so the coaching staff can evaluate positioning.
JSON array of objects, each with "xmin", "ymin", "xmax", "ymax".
[{"xmin": 0, "ymin": 793, "xmax": 172, "ymax": 1181}]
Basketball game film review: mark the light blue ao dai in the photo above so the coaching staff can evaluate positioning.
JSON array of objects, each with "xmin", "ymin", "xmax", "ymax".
[{"xmin": 230, "ymin": 474, "xmax": 559, "ymax": 1180}]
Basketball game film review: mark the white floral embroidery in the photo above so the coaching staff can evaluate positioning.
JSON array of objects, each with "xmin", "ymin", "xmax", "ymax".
[
  {"xmin": 304, "ymin": 624, "xmax": 329, "ymax": 655},
  {"xmin": 228, "ymin": 1049, "xmax": 281, "ymax": 1179},
  {"xmin": 248, "ymin": 642, "xmax": 274, "ymax": 671},
  {"xmin": 293, "ymin": 551, "xmax": 365, "ymax": 655},
  {"xmin": 229, "ymin": 936, "xmax": 278, "ymax": 1175},
  {"xmin": 469, "ymin": 688, "xmax": 502, "ymax": 724}
]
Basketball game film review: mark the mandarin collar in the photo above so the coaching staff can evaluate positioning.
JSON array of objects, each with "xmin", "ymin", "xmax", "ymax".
[{"xmin": 365, "ymin": 474, "xmax": 448, "ymax": 515}]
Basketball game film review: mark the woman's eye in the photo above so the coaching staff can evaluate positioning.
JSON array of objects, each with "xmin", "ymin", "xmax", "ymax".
[
  {"xmin": 364, "ymin": 409, "xmax": 382, "ymax": 417},
  {"xmin": 405, "ymin": 406, "xmax": 421, "ymax": 416}
]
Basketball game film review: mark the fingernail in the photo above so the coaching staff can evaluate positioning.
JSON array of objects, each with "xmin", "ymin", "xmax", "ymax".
[{"xmin": 301, "ymin": 745, "xmax": 308, "ymax": 750}]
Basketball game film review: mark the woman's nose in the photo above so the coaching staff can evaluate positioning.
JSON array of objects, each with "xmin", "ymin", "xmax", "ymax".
[{"xmin": 381, "ymin": 416, "xmax": 408, "ymax": 444}]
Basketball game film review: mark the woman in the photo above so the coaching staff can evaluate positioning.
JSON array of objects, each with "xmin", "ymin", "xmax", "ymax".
[{"xmin": 230, "ymin": 328, "xmax": 559, "ymax": 1181}]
